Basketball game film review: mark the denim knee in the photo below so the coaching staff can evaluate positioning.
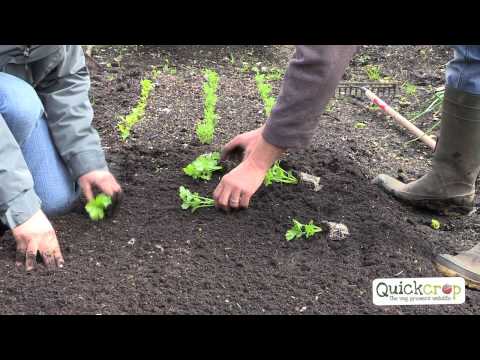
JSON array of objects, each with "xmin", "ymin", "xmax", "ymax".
[
  {"xmin": 41, "ymin": 185, "xmax": 80, "ymax": 217},
  {"xmin": 0, "ymin": 72, "xmax": 45, "ymax": 146},
  {"xmin": 446, "ymin": 45, "xmax": 480, "ymax": 95}
]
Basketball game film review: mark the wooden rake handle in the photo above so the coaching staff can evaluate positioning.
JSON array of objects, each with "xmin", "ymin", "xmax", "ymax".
[{"xmin": 363, "ymin": 88, "xmax": 437, "ymax": 151}]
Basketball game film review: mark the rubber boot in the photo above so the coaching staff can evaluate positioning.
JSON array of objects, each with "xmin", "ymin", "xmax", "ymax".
[
  {"xmin": 373, "ymin": 87, "xmax": 480, "ymax": 215},
  {"xmin": 434, "ymin": 243, "xmax": 480, "ymax": 290}
]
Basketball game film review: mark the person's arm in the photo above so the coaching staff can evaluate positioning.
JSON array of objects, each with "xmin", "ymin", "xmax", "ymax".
[
  {"xmin": 0, "ymin": 114, "xmax": 41, "ymax": 229},
  {"xmin": 214, "ymin": 45, "xmax": 358, "ymax": 210},
  {"xmin": 35, "ymin": 45, "xmax": 121, "ymax": 201},
  {"xmin": 263, "ymin": 45, "xmax": 358, "ymax": 149},
  {"xmin": 35, "ymin": 45, "xmax": 108, "ymax": 179}
]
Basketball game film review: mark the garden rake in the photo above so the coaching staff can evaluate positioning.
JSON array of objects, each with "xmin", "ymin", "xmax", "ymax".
[{"xmin": 335, "ymin": 82, "xmax": 437, "ymax": 150}]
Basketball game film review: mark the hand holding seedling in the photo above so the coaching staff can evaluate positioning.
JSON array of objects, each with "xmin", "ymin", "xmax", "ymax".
[
  {"xmin": 214, "ymin": 126, "xmax": 284, "ymax": 210},
  {"xmin": 78, "ymin": 170, "xmax": 123, "ymax": 217},
  {"xmin": 12, "ymin": 210, "xmax": 64, "ymax": 271}
]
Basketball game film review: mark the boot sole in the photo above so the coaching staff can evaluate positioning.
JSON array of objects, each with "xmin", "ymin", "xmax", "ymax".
[
  {"xmin": 374, "ymin": 176, "xmax": 475, "ymax": 215},
  {"xmin": 434, "ymin": 256, "xmax": 480, "ymax": 290},
  {"xmin": 408, "ymin": 198, "xmax": 475, "ymax": 216},
  {"xmin": 385, "ymin": 193, "xmax": 475, "ymax": 216}
]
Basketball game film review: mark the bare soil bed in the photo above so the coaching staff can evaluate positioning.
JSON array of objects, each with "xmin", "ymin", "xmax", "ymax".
[{"xmin": 1, "ymin": 45, "xmax": 479, "ymax": 314}]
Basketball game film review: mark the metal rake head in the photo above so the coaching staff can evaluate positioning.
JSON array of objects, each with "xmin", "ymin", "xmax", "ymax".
[{"xmin": 335, "ymin": 82, "xmax": 398, "ymax": 98}]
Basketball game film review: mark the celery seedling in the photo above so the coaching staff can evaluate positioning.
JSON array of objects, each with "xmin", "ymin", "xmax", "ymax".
[
  {"xmin": 179, "ymin": 186, "xmax": 214, "ymax": 213},
  {"xmin": 431, "ymin": 219, "xmax": 441, "ymax": 230},
  {"xmin": 304, "ymin": 220, "xmax": 323, "ymax": 238},
  {"xmin": 285, "ymin": 219, "xmax": 304, "ymax": 241},
  {"xmin": 85, "ymin": 193, "xmax": 112, "ymax": 221},
  {"xmin": 264, "ymin": 161, "xmax": 298, "ymax": 186},
  {"xmin": 285, "ymin": 219, "xmax": 322, "ymax": 241},
  {"xmin": 365, "ymin": 64, "xmax": 381, "ymax": 81},
  {"xmin": 183, "ymin": 152, "xmax": 223, "ymax": 181},
  {"xmin": 196, "ymin": 69, "xmax": 220, "ymax": 144},
  {"xmin": 255, "ymin": 72, "xmax": 276, "ymax": 117},
  {"xmin": 117, "ymin": 78, "xmax": 154, "ymax": 140}
]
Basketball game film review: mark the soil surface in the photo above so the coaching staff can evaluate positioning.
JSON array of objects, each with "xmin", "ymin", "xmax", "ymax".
[{"xmin": 1, "ymin": 45, "xmax": 479, "ymax": 314}]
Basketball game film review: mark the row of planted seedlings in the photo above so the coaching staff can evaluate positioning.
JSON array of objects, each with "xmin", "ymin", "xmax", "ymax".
[
  {"xmin": 83, "ymin": 67, "xmax": 161, "ymax": 221},
  {"xmin": 83, "ymin": 63, "xmax": 325, "ymax": 240},
  {"xmin": 179, "ymin": 67, "xmax": 324, "ymax": 241}
]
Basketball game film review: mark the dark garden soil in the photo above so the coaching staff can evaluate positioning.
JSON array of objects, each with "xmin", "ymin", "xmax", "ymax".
[{"xmin": 1, "ymin": 45, "xmax": 480, "ymax": 314}]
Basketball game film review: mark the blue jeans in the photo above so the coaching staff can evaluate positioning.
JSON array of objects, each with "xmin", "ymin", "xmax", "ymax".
[
  {"xmin": 0, "ymin": 72, "xmax": 79, "ymax": 216},
  {"xmin": 446, "ymin": 45, "xmax": 480, "ymax": 94}
]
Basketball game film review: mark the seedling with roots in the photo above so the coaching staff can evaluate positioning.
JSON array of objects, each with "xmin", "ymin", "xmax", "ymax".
[
  {"xmin": 85, "ymin": 194, "xmax": 112, "ymax": 221},
  {"xmin": 183, "ymin": 152, "xmax": 223, "ymax": 181},
  {"xmin": 285, "ymin": 219, "xmax": 322, "ymax": 241},
  {"xmin": 264, "ymin": 161, "xmax": 298, "ymax": 186},
  {"xmin": 179, "ymin": 186, "xmax": 215, "ymax": 212}
]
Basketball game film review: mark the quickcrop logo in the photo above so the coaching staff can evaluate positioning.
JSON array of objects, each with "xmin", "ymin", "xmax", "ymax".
[{"xmin": 373, "ymin": 277, "xmax": 465, "ymax": 305}]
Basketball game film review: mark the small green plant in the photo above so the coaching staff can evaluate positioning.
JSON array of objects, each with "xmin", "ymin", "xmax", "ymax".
[
  {"xmin": 255, "ymin": 72, "xmax": 276, "ymax": 117},
  {"xmin": 365, "ymin": 64, "xmax": 381, "ymax": 81},
  {"xmin": 354, "ymin": 122, "xmax": 367, "ymax": 129},
  {"xmin": 179, "ymin": 186, "xmax": 214, "ymax": 213},
  {"xmin": 265, "ymin": 67, "xmax": 284, "ymax": 81},
  {"xmin": 162, "ymin": 58, "xmax": 177, "ymax": 75},
  {"xmin": 402, "ymin": 82, "xmax": 417, "ymax": 96},
  {"xmin": 229, "ymin": 53, "xmax": 235, "ymax": 65},
  {"xmin": 285, "ymin": 219, "xmax": 322, "ymax": 241},
  {"xmin": 151, "ymin": 66, "xmax": 161, "ymax": 80},
  {"xmin": 183, "ymin": 152, "xmax": 222, "ymax": 181},
  {"xmin": 264, "ymin": 161, "xmax": 298, "ymax": 186},
  {"xmin": 241, "ymin": 62, "xmax": 250, "ymax": 73},
  {"xmin": 85, "ymin": 194, "xmax": 112, "ymax": 221},
  {"xmin": 117, "ymin": 78, "xmax": 154, "ymax": 140},
  {"xmin": 325, "ymin": 101, "xmax": 335, "ymax": 114},
  {"xmin": 431, "ymin": 219, "xmax": 441, "ymax": 230},
  {"xmin": 196, "ymin": 69, "xmax": 220, "ymax": 144}
]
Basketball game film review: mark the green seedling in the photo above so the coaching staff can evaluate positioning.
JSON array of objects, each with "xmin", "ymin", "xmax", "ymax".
[
  {"xmin": 325, "ymin": 101, "xmax": 335, "ymax": 114},
  {"xmin": 431, "ymin": 219, "xmax": 441, "ymax": 230},
  {"xmin": 179, "ymin": 186, "xmax": 214, "ymax": 213},
  {"xmin": 241, "ymin": 62, "xmax": 250, "ymax": 73},
  {"xmin": 118, "ymin": 78, "xmax": 154, "ymax": 140},
  {"xmin": 264, "ymin": 161, "xmax": 298, "ymax": 186},
  {"xmin": 85, "ymin": 194, "xmax": 112, "ymax": 221},
  {"xmin": 285, "ymin": 219, "xmax": 322, "ymax": 241},
  {"xmin": 365, "ymin": 64, "xmax": 381, "ymax": 81},
  {"xmin": 229, "ymin": 53, "xmax": 235, "ymax": 65},
  {"xmin": 354, "ymin": 122, "xmax": 367, "ymax": 129},
  {"xmin": 285, "ymin": 219, "xmax": 304, "ymax": 241},
  {"xmin": 151, "ymin": 66, "xmax": 161, "ymax": 80},
  {"xmin": 196, "ymin": 69, "xmax": 220, "ymax": 144},
  {"xmin": 255, "ymin": 72, "xmax": 276, "ymax": 117},
  {"xmin": 265, "ymin": 67, "xmax": 284, "ymax": 81},
  {"xmin": 402, "ymin": 82, "xmax": 417, "ymax": 96},
  {"xmin": 162, "ymin": 58, "xmax": 177, "ymax": 75},
  {"xmin": 183, "ymin": 152, "xmax": 222, "ymax": 181}
]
